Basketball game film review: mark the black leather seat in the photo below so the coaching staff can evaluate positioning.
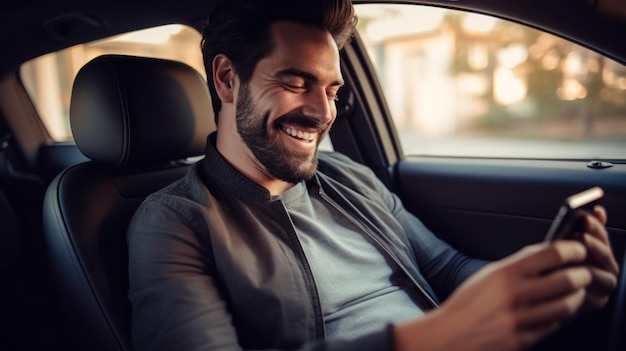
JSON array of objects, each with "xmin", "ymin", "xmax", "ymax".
[{"xmin": 42, "ymin": 54, "xmax": 215, "ymax": 351}]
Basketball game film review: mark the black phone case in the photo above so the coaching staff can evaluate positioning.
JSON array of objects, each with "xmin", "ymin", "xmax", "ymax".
[{"xmin": 543, "ymin": 187, "xmax": 604, "ymax": 242}]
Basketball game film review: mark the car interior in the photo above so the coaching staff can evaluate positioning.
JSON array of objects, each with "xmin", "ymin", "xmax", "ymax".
[
  {"xmin": 42, "ymin": 54, "xmax": 216, "ymax": 351},
  {"xmin": 1, "ymin": 1, "xmax": 625, "ymax": 351}
]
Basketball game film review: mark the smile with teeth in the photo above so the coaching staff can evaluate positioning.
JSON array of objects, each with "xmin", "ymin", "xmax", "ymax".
[{"xmin": 282, "ymin": 126, "xmax": 316, "ymax": 142}]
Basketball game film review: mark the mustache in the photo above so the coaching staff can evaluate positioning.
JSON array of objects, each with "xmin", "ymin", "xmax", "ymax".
[{"xmin": 275, "ymin": 115, "xmax": 331, "ymax": 133}]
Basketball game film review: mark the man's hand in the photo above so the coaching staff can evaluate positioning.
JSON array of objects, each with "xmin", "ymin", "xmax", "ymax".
[
  {"xmin": 579, "ymin": 205, "xmax": 619, "ymax": 310},
  {"xmin": 394, "ymin": 219, "xmax": 618, "ymax": 351}
]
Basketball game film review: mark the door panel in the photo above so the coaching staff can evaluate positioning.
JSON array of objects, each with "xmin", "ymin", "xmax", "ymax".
[{"xmin": 394, "ymin": 157, "xmax": 626, "ymax": 258}]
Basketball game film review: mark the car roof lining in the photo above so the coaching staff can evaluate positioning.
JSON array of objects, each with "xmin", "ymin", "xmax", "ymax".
[{"xmin": 2, "ymin": 0, "xmax": 625, "ymax": 76}]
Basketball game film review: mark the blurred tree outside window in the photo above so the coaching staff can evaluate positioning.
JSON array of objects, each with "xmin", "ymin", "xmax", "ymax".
[{"xmin": 355, "ymin": 5, "xmax": 626, "ymax": 160}]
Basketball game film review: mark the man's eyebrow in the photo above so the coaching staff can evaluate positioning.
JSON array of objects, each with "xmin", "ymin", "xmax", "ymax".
[{"xmin": 276, "ymin": 68, "xmax": 344, "ymax": 87}]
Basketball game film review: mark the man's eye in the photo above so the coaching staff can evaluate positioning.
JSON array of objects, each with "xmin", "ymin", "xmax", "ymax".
[{"xmin": 284, "ymin": 83, "xmax": 307, "ymax": 92}]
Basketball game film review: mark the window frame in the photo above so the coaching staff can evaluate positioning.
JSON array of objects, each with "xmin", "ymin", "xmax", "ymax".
[{"xmin": 350, "ymin": 3, "xmax": 626, "ymax": 164}]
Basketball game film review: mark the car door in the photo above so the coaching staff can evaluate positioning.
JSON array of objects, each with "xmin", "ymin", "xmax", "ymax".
[{"xmin": 332, "ymin": 3, "xmax": 626, "ymax": 351}]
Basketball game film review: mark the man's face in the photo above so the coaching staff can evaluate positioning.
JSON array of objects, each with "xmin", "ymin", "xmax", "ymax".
[{"xmin": 235, "ymin": 21, "xmax": 343, "ymax": 183}]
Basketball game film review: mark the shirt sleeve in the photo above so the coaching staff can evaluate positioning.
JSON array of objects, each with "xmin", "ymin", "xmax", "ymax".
[
  {"xmin": 128, "ymin": 194, "xmax": 241, "ymax": 350},
  {"xmin": 376, "ymin": 177, "xmax": 488, "ymax": 301}
]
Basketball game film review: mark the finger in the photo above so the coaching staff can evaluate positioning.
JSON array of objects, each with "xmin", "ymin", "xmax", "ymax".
[
  {"xmin": 592, "ymin": 205, "xmax": 607, "ymax": 225},
  {"xmin": 585, "ymin": 266, "xmax": 619, "ymax": 311},
  {"xmin": 583, "ymin": 233, "xmax": 620, "ymax": 274},
  {"xmin": 582, "ymin": 266, "xmax": 618, "ymax": 311},
  {"xmin": 518, "ymin": 266, "xmax": 591, "ymax": 306},
  {"xmin": 583, "ymin": 211, "xmax": 610, "ymax": 245},
  {"xmin": 583, "ymin": 291, "xmax": 611, "ymax": 311},
  {"xmin": 587, "ymin": 266, "xmax": 619, "ymax": 294},
  {"xmin": 512, "ymin": 241, "xmax": 587, "ymax": 276},
  {"xmin": 518, "ymin": 288, "xmax": 586, "ymax": 329},
  {"xmin": 587, "ymin": 267, "xmax": 617, "ymax": 307}
]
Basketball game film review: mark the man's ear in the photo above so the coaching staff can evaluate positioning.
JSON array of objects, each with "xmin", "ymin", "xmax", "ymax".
[{"xmin": 213, "ymin": 54, "xmax": 236, "ymax": 103}]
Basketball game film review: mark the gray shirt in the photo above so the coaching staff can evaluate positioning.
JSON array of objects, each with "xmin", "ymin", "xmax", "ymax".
[{"xmin": 276, "ymin": 182, "xmax": 424, "ymax": 340}]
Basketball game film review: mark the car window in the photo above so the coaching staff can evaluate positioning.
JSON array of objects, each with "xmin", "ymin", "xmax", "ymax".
[{"xmin": 354, "ymin": 4, "xmax": 626, "ymax": 161}]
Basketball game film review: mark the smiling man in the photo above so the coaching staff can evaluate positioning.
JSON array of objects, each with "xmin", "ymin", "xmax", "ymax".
[
  {"xmin": 127, "ymin": 0, "xmax": 619, "ymax": 350},
  {"xmin": 214, "ymin": 20, "xmax": 343, "ymax": 192}
]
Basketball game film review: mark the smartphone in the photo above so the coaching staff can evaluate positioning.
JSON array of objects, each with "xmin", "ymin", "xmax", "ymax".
[{"xmin": 543, "ymin": 186, "xmax": 604, "ymax": 242}]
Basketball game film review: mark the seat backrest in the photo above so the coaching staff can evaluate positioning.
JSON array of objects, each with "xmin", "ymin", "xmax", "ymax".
[{"xmin": 42, "ymin": 54, "xmax": 215, "ymax": 351}]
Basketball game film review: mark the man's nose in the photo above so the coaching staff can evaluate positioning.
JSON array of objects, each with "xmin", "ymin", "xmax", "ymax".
[{"xmin": 301, "ymin": 88, "xmax": 335, "ymax": 124}]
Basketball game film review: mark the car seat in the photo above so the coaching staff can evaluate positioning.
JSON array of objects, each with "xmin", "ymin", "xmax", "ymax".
[{"xmin": 42, "ymin": 54, "xmax": 215, "ymax": 351}]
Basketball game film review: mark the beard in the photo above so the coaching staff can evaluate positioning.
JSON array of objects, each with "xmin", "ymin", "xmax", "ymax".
[{"xmin": 236, "ymin": 83, "xmax": 329, "ymax": 184}]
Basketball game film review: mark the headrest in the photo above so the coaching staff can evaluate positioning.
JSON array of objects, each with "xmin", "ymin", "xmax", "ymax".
[{"xmin": 70, "ymin": 54, "xmax": 215, "ymax": 168}]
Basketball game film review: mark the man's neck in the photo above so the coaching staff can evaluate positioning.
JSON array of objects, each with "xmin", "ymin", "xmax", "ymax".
[{"xmin": 215, "ymin": 129, "xmax": 296, "ymax": 196}]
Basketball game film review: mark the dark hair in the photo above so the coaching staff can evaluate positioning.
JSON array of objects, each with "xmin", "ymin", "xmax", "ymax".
[{"xmin": 201, "ymin": 0, "xmax": 357, "ymax": 118}]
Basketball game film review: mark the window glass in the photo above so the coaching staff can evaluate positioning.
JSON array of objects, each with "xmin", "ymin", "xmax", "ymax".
[
  {"xmin": 355, "ymin": 4, "xmax": 626, "ymax": 160},
  {"xmin": 20, "ymin": 25, "xmax": 206, "ymax": 142}
]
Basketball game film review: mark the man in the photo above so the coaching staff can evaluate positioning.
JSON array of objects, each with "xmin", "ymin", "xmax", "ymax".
[{"xmin": 127, "ymin": 0, "xmax": 619, "ymax": 350}]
